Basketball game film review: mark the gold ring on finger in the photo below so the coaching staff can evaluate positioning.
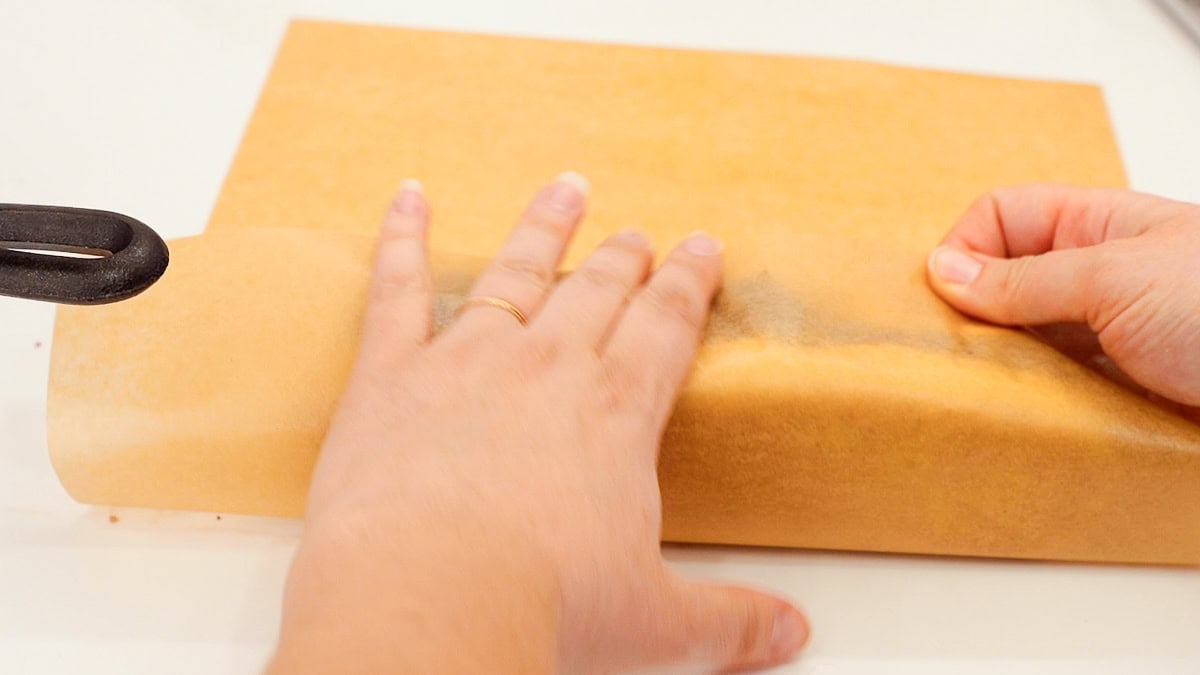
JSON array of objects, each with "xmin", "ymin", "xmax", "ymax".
[{"xmin": 455, "ymin": 296, "xmax": 529, "ymax": 326}]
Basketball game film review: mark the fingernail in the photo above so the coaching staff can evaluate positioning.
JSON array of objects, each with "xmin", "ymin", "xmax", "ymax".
[
  {"xmin": 393, "ymin": 178, "xmax": 425, "ymax": 215},
  {"xmin": 542, "ymin": 171, "xmax": 590, "ymax": 211},
  {"xmin": 556, "ymin": 170, "xmax": 591, "ymax": 195},
  {"xmin": 611, "ymin": 228, "xmax": 650, "ymax": 248},
  {"xmin": 769, "ymin": 608, "xmax": 809, "ymax": 657},
  {"xmin": 682, "ymin": 230, "xmax": 723, "ymax": 256},
  {"xmin": 930, "ymin": 246, "xmax": 982, "ymax": 285}
]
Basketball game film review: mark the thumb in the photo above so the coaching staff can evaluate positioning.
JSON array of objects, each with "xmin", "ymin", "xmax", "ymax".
[
  {"xmin": 926, "ymin": 244, "xmax": 1110, "ymax": 327},
  {"xmin": 664, "ymin": 576, "xmax": 809, "ymax": 672}
]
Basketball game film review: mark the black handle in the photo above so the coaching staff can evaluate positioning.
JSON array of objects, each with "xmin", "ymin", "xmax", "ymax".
[{"xmin": 0, "ymin": 204, "xmax": 169, "ymax": 305}]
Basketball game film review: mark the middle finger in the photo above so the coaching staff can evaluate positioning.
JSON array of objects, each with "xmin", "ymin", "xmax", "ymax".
[{"xmin": 449, "ymin": 172, "xmax": 590, "ymax": 335}]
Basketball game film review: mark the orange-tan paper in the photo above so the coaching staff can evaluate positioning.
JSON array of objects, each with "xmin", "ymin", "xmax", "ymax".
[{"xmin": 49, "ymin": 20, "xmax": 1200, "ymax": 564}]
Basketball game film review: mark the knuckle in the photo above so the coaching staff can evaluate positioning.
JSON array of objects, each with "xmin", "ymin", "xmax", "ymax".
[
  {"xmin": 573, "ymin": 259, "xmax": 630, "ymax": 294},
  {"xmin": 370, "ymin": 267, "xmax": 431, "ymax": 303},
  {"xmin": 1086, "ymin": 255, "xmax": 1119, "ymax": 306},
  {"xmin": 1095, "ymin": 293, "xmax": 1155, "ymax": 354},
  {"xmin": 604, "ymin": 233, "xmax": 653, "ymax": 257},
  {"xmin": 955, "ymin": 189, "xmax": 1012, "ymax": 249},
  {"xmin": 432, "ymin": 332, "xmax": 486, "ymax": 370},
  {"xmin": 643, "ymin": 276, "xmax": 706, "ymax": 331},
  {"xmin": 381, "ymin": 205, "xmax": 426, "ymax": 235},
  {"xmin": 964, "ymin": 190, "xmax": 1003, "ymax": 224},
  {"xmin": 992, "ymin": 258, "xmax": 1026, "ymax": 297},
  {"xmin": 1087, "ymin": 251, "xmax": 1145, "ymax": 332},
  {"xmin": 522, "ymin": 203, "xmax": 576, "ymax": 233},
  {"xmin": 493, "ymin": 255, "xmax": 552, "ymax": 292},
  {"xmin": 982, "ymin": 186, "xmax": 1018, "ymax": 206},
  {"xmin": 517, "ymin": 331, "xmax": 565, "ymax": 373},
  {"xmin": 1088, "ymin": 245, "xmax": 1123, "ymax": 279},
  {"xmin": 597, "ymin": 360, "xmax": 649, "ymax": 413},
  {"xmin": 989, "ymin": 258, "xmax": 1035, "ymax": 321},
  {"xmin": 969, "ymin": 191, "xmax": 999, "ymax": 216}
]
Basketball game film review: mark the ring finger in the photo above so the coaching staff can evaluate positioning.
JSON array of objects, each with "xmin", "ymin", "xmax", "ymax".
[{"xmin": 449, "ymin": 172, "xmax": 591, "ymax": 335}]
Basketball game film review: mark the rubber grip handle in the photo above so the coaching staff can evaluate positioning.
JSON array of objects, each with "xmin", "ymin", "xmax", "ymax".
[{"xmin": 0, "ymin": 204, "xmax": 169, "ymax": 305}]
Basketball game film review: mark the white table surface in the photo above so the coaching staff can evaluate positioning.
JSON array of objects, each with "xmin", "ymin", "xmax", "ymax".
[{"xmin": 3, "ymin": 1, "xmax": 1200, "ymax": 673}]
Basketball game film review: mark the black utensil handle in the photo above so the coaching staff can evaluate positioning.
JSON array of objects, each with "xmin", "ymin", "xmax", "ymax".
[{"xmin": 0, "ymin": 204, "xmax": 169, "ymax": 305}]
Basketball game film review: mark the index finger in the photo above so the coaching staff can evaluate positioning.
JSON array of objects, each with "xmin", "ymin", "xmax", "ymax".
[{"xmin": 943, "ymin": 184, "xmax": 1187, "ymax": 258}]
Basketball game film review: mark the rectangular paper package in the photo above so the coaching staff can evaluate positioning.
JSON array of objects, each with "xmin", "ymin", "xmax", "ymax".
[{"xmin": 48, "ymin": 21, "xmax": 1200, "ymax": 564}]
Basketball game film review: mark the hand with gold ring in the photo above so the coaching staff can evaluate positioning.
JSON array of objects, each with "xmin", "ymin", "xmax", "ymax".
[{"xmin": 268, "ymin": 173, "xmax": 810, "ymax": 674}]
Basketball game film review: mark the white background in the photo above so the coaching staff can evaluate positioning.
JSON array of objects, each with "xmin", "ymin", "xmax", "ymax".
[{"xmin": 2, "ymin": 1, "xmax": 1200, "ymax": 673}]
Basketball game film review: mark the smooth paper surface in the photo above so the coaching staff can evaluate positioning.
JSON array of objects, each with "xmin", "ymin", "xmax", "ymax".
[{"xmin": 49, "ymin": 20, "xmax": 1200, "ymax": 563}]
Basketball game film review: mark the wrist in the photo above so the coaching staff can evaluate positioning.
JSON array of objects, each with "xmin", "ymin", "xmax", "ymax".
[{"xmin": 270, "ymin": 509, "xmax": 561, "ymax": 674}]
